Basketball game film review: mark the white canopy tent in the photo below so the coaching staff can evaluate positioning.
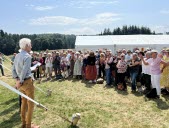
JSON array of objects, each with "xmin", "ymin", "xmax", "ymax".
[
  {"xmin": 75, "ymin": 35, "xmax": 169, "ymax": 53},
  {"xmin": 75, "ymin": 36, "xmax": 113, "ymax": 53}
]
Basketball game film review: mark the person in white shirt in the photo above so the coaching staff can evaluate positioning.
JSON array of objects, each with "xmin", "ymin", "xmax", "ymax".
[
  {"xmin": 140, "ymin": 51, "xmax": 151, "ymax": 93},
  {"xmin": 45, "ymin": 53, "xmax": 53, "ymax": 79},
  {"xmin": 61, "ymin": 53, "xmax": 69, "ymax": 78}
]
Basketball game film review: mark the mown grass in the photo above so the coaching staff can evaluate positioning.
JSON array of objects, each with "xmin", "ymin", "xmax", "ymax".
[{"xmin": 0, "ymin": 60, "xmax": 169, "ymax": 128}]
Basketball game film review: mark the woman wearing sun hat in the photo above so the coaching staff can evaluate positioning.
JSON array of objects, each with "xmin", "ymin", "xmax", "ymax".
[{"xmin": 160, "ymin": 48, "xmax": 169, "ymax": 94}]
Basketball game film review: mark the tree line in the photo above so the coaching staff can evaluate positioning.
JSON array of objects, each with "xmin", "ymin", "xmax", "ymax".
[
  {"xmin": 0, "ymin": 30, "xmax": 76, "ymax": 55},
  {"xmin": 0, "ymin": 25, "xmax": 165, "ymax": 55},
  {"xmin": 100, "ymin": 25, "xmax": 155, "ymax": 35}
]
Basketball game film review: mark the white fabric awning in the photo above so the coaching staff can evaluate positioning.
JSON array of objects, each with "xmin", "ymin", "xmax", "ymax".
[{"xmin": 75, "ymin": 35, "xmax": 169, "ymax": 46}]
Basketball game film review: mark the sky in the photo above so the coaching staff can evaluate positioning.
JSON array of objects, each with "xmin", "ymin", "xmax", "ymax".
[{"xmin": 0, "ymin": 0, "xmax": 169, "ymax": 35}]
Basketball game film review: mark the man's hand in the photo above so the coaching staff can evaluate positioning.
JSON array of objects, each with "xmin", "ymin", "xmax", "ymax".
[{"xmin": 15, "ymin": 80, "xmax": 21, "ymax": 89}]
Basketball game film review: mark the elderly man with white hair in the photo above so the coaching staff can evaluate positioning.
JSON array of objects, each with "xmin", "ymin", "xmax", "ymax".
[{"xmin": 12, "ymin": 38, "xmax": 39, "ymax": 128}]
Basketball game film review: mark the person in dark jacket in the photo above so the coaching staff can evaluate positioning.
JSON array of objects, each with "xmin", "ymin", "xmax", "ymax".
[{"xmin": 86, "ymin": 51, "xmax": 97, "ymax": 83}]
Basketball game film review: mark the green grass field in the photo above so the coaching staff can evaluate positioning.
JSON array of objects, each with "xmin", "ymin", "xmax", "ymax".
[{"xmin": 1, "ymin": 59, "xmax": 169, "ymax": 128}]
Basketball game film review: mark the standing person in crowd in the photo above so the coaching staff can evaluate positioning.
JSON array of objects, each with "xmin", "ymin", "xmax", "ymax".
[
  {"xmin": 98, "ymin": 53, "xmax": 105, "ymax": 78},
  {"xmin": 42, "ymin": 53, "xmax": 47, "ymax": 77},
  {"xmin": 73, "ymin": 52, "xmax": 82, "ymax": 79},
  {"xmin": 125, "ymin": 50, "xmax": 132, "ymax": 82},
  {"xmin": 86, "ymin": 51, "xmax": 97, "ymax": 83},
  {"xmin": 141, "ymin": 50, "xmax": 169, "ymax": 98},
  {"xmin": 31, "ymin": 52, "xmax": 39, "ymax": 80},
  {"xmin": 140, "ymin": 51, "xmax": 151, "ymax": 93},
  {"xmin": 70, "ymin": 52, "xmax": 75, "ymax": 77},
  {"xmin": 135, "ymin": 51, "xmax": 142, "ymax": 89},
  {"xmin": 45, "ymin": 53, "xmax": 53, "ymax": 80},
  {"xmin": 129, "ymin": 53, "xmax": 140, "ymax": 92},
  {"xmin": 160, "ymin": 48, "xmax": 169, "ymax": 95},
  {"xmin": 66, "ymin": 49, "xmax": 72, "ymax": 61},
  {"xmin": 114, "ymin": 50, "xmax": 122, "ymax": 85},
  {"xmin": 12, "ymin": 38, "xmax": 39, "ymax": 128},
  {"xmin": 61, "ymin": 53, "xmax": 69, "ymax": 79},
  {"xmin": 66, "ymin": 50, "xmax": 71, "ymax": 76},
  {"xmin": 53, "ymin": 52, "xmax": 61, "ymax": 79},
  {"xmin": 105, "ymin": 51, "xmax": 113, "ymax": 86},
  {"xmin": 95, "ymin": 50, "xmax": 100, "ymax": 78},
  {"xmin": 0, "ymin": 53, "xmax": 5, "ymax": 76},
  {"xmin": 116, "ymin": 53, "xmax": 127, "ymax": 90},
  {"xmin": 11, "ymin": 53, "xmax": 17, "ymax": 65},
  {"xmin": 82, "ymin": 52, "xmax": 88, "ymax": 80},
  {"xmin": 38, "ymin": 53, "xmax": 44, "ymax": 79}
]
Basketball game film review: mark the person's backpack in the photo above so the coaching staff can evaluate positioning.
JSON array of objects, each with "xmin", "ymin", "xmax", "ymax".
[{"xmin": 146, "ymin": 88, "xmax": 157, "ymax": 98}]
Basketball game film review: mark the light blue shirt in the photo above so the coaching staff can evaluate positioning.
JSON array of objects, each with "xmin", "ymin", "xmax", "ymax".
[{"xmin": 12, "ymin": 50, "xmax": 32, "ymax": 83}]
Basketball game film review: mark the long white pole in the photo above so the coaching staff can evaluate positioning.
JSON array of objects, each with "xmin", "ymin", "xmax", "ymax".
[{"xmin": 0, "ymin": 80, "xmax": 48, "ymax": 111}]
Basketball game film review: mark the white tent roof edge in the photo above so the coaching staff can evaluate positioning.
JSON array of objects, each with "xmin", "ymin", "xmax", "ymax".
[{"xmin": 75, "ymin": 35, "xmax": 169, "ymax": 53}]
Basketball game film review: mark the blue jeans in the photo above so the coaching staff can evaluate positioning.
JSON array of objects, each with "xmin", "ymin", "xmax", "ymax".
[
  {"xmin": 130, "ymin": 71, "xmax": 138, "ymax": 91},
  {"xmin": 105, "ymin": 68, "xmax": 112, "ymax": 85}
]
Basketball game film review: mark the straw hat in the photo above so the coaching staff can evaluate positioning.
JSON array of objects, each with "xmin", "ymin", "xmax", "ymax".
[
  {"xmin": 75, "ymin": 52, "xmax": 80, "ymax": 55},
  {"xmin": 164, "ymin": 48, "xmax": 169, "ymax": 52}
]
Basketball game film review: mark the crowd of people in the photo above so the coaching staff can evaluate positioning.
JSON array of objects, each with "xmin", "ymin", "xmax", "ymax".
[
  {"xmin": 5, "ymin": 47, "xmax": 168, "ymax": 98},
  {"xmin": 1, "ymin": 37, "xmax": 169, "ymax": 128},
  {"xmin": 1, "ymin": 47, "xmax": 169, "ymax": 98}
]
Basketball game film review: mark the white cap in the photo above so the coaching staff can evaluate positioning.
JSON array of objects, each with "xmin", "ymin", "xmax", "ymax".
[
  {"xmin": 75, "ymin": 52, "xmax": 80, "ymax": 55},
  {"xmin": 135, "ymin": 50, "xmax": 140, "ymax": 53},
  {"xmin": 151, "ymin": 49, "xmax": 158, "ymax": 53},
  {"xmin": 30, "ymin": 51, "xmax": 33, "ymax": 54},
  {"xmin": 18, "ymin": 49, "xmax": 22, "ymax": 53}
]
